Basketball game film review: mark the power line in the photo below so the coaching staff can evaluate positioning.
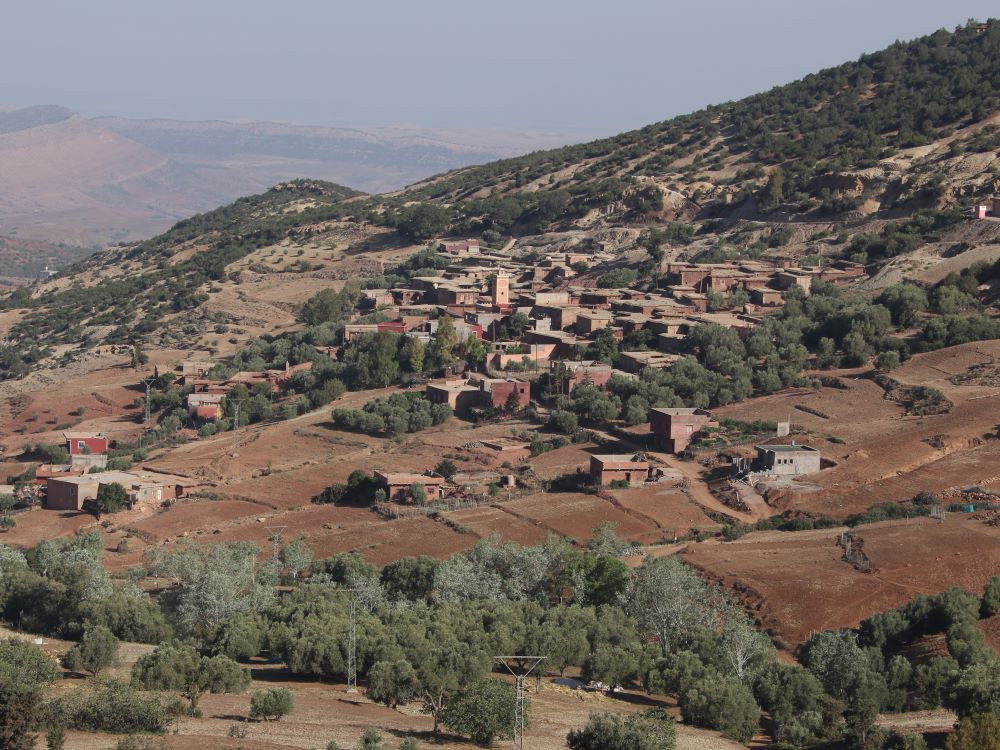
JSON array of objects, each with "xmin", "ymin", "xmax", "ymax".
[
  {"xmin": 141, "ymin": 379, "xmax": 155, "ymax": 428},
  {"xmin": 231, "ymin": 399, "xmax": 246, "ymax": 457},
  {"xmin": 495, "ymin": 656, "xmax": 546, "ymax": 750}
]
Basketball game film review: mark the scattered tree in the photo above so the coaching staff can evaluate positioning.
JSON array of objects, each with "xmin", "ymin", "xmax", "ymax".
[{"xmin": 250, "ymin": 687, "xmax": 294, "ymax": 721}]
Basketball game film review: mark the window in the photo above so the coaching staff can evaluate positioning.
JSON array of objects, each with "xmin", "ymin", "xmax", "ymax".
[{"xmin": 77, "ymin": 441, "xmax": 86, "ymax": 451}]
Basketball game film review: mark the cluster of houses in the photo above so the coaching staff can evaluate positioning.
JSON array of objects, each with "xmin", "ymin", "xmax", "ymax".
[
  {"xmin": 341, "ymin": 239, "xmax": 865, "ymax": 387},
  {"xmin": 163, "ymin": 360, "xmax": 316, "ymax": 421},
  {"xmin": 29, "ymin": 431, "xmax": 186, "ymax": 512}
]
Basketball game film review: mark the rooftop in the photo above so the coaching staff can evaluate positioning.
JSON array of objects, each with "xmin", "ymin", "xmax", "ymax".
[
  {"xmin": 591, "ymin": 453, "xmax": 648, "ymax": 464},
  {"xmin": 374, "ymin": 471, "xmax": 445, "ymax": 485},
  {"xmin": 755, "ymin": 444, "xmax": 820, "ymax": 453},
  {"xmin": 47, "ymin": 471, "xmax": 144, "ymax": 486}
]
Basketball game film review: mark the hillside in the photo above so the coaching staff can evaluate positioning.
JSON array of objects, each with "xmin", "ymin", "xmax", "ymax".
[
  {"xmin": 2, "ymin": 21, "xmax": 1000, "ymax": 381},
  {"xmin": 0, "ymin": 108, "xmax": 575, "ymax": 252}
]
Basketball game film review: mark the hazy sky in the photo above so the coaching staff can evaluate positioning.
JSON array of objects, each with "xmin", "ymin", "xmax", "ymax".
[{"xmin": 1, "ymin": 0, "xmax": 996, "ymax": 136}]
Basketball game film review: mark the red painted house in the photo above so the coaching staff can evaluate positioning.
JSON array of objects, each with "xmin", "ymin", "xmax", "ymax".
[{"xmin": 63, "ymin": 431, "xmax": 109, "ymax": 456}]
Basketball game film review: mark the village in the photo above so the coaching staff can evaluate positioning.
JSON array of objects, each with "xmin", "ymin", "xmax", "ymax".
[{"xmin": 0, "ymin": 233, "xmax": 867, "ymax": 532}]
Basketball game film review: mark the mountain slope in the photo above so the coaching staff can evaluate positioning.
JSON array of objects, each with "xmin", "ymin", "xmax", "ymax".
[{"xmin": 2, "ymin": 21, "xmax": 1000, "ymax": 382}]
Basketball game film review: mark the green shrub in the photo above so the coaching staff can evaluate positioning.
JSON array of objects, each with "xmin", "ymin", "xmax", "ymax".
[
  {"xmin": 440, "ymin": 679, "xmax": 518, "ymax": 746},
  {"xmin": 249, "ymin": 687, "xmax": 293, "ymax": 721},
  {"xmin": 49, "ymin": 679, "xmax": 169, "ymax": 733},
  {"xmin": 61, "ymin": 625, "xmax": 119, "ymax": 675}
]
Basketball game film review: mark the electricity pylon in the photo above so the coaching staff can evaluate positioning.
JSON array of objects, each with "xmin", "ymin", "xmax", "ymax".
[{"xmin": 495, "ymin": 656, "xmax": 546, "ymax": 749}]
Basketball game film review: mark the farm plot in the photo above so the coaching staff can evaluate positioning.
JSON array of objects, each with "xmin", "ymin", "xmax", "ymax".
[
  {"xmin": 508, "ymin": 491, "xmax": 663, "ymax": 545},
  {"xmin": 685, "ymin": 516, "xmax": 1000, "ymax": 648}
]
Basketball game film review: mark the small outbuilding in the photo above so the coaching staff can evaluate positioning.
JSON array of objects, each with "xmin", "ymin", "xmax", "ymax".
[
  {"xmin": 590, "ymin": 454, "xmax": 650, "ymax": 487},
  {"xmin": 754, "ymin": 443, "xmax": 821, "ymax": 476},
  {"xmin": 373, "ymin": 471, "xmax": 445, "ymax": 503}
]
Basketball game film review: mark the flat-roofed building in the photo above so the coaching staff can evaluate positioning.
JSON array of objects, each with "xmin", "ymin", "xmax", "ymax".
[
  {"xmin": 754, "ymin": 443, "xmax": 821, "ymax": 476},
  {"xmin": 45, "ymin": 471, "xmax": 182, "ymax": 511},
  {"xmin": 590, "ymin": 454, "xmax": 650, "ymax": 487},
  {"xmin": 373, "ymin": 471, "xmax": 445, "ymax": 503},
  {"xmin": 425, "ymin": 379, "xmax": 482, "ymax": 415}
]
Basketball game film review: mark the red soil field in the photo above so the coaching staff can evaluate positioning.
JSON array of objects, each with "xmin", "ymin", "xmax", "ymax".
[
  {"xmin": 685, "ymin": 516, "xmax": 1000, "ymax": 647},
  {"xmin": 610, "ymin": 485, "xmax": 718, "ymax": 533},
  {"xmin": 444, "ymin": 504, "xmax": 551, "ymax": 546},
  {"xmin": 508, "ymin": 491, "xmax": 663, "ymax": 545}
]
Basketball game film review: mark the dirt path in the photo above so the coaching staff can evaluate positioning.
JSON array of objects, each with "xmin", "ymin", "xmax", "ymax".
[{"xmin": 647, "ymin": 452, "xmax": 760, "ymax": 524}]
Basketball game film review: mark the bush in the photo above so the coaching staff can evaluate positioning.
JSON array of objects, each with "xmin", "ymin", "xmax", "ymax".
[
  {"xmin": 874, "ymin": 351, "xmax": 901, "ymax": 371},
  {"xmin": 982, "ymin": 576, "xmax": 1000, "ymax": 618},
  {"xmin": 597, "ymin": 268, "xmax": 638, "ymax": 288},
  {"xmin": 440, "ymin": 679, "xmax": 518, "ymax": 746},
  {"xmin": 678, "ymin": 672, "xmax": 759, "ymax": 743},
  {"xmin": 547, "ymin": 409, "xmax": 578, "ymax": 434},
  {"xmin": 249, "ymin": 687, "xmax": 293, "ymax": 721},
  {"xmin": 132, "ymin": 642, "xmax": 250, "ymax": 711},
  {"xmin": 567, "ymin": 708, "xmax": 676, "ymax": 750},
  {"xmin": 96, "ymin": 482, "xmax": 128, "ymax": 515},
  {"xmin": 946, "ymin": 713, "xmax": 1000, "ymax": 750},
  {"xmin": 49, "ymin": 679, "xmax": 170, "ymax": 733},
  {"xmin": 61, "ymin": 625, "xmax": 119, "ymax": 675}
]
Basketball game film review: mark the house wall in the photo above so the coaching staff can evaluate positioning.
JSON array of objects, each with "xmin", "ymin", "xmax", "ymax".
[
  {"xmin": 651, "ymin": 412, "xmax": 715, "ymax": 453},
  {"xmin": 70, "ymin": 454, "xmax": 108, "ymax": 471},
  {"xmin": 485, "ymin": 380, "xmax": 530, "ymax": 409},
  {"xmin": 46, "ymin": 480, "xmax": 97, "ymax": 511},
  {"xmin": 565, "ymin": 368, "xmax": 612, "ymax": 392},
  {"xmin": 67, "ymin": 437, "xmax": 108, "ymax": 456},
  {"xmin": 757, "ymin": 449, "xmax": 821, "ymax": 476},
  {"xmin": 594, "ymin": 467, "xmax": 646, "ymax": 486}
]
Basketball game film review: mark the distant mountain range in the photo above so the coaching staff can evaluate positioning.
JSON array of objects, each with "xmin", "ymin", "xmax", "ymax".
[{"xmin": 0, "ymin": 105, "xmax": 576, "ymax": 264}]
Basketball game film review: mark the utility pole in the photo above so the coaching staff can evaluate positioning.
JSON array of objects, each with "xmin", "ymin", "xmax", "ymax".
[
  {"xmin": 495, "ymin": 656, "xmax": 546, "ymax": 750},
  {"xmin": 231, "ymin": 400, "xmax": 245, "ymax": 457},
  {"xmin": 141, "ymin": 379, "xmax": 155, "ymax": 428}
]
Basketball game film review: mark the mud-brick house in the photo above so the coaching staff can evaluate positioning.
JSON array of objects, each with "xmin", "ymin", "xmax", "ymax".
[
  {"xmin": 45, "ymin": 471, "xmax": 183, "ymax": 511},
  {"xmin": 373, "ymin": 471, "xmax": 445, "ymax": 503},
  {"xmin": 590, "ymin": 454, "xmax": 650, "ymax": 487},
  {"xmin": 425, "ymin": 379, "xmax": 483, "ymax": 415},
  {"xmin": 479, "ymin": 378, "xmax": 530, "ymax": 410},
  {"xmin": 649, "ymin": 408, "xmax": 718, "ymax": 453}
]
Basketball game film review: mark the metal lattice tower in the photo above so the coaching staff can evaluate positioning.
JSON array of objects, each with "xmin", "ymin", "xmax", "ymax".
[
  {"xmin": 495, "ymin": 656, "xmax": 546, "ymax": 750},
  {"xmin": 266, "ymin": 526, "xmax": 287, "ymax": 562},
  {"xmin": 348, "ymin": 595, "xmax": 358, "ymax": 691},
  {"xmin": 328, "ymin": 587, "xmax": 363, "ymax": 692}
]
